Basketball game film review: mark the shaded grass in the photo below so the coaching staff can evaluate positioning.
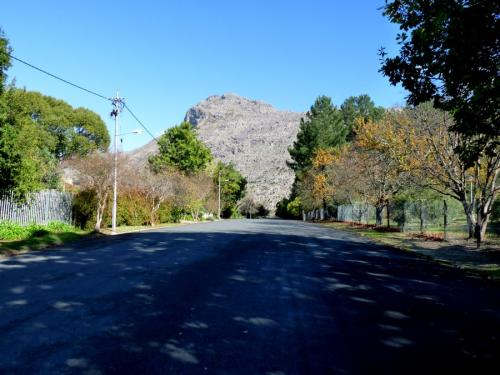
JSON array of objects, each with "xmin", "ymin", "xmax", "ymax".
[
  {"xmin": 0, "ymin": 230, "xmax": 91, "ymax": 257},
  {"xmin": 0, "ymin": 222, "xmax": 186, "ymax": 257}
]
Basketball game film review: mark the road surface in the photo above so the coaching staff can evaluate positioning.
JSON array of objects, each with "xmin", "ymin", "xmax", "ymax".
[{"xmin": 0, "ymin": 219, "xmax": 499, "ymax": 374}]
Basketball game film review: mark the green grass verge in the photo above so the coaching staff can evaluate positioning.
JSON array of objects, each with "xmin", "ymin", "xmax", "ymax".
[{"xmin": 0, "ymin": 229, "xmax": 91, "ymax": 256}]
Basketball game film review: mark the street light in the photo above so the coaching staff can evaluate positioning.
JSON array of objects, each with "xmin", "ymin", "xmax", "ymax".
[
  {"xmin": 466, "ymin": 175, "xmax": 474, "ymax": 208},
  {"xmin": 110, "ymin": 92, "xmax": 142, "ymax": 234}
]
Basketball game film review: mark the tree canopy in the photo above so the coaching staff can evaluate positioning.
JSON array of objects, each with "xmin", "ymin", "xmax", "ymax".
[
  {"xmin": 149, "ymin": 121, "xmax": 212, "ymax": 174},
  {"xmin": 0, "ymin": 88, "xmax": 110, "ymax": 197},
  {"xmin": 379, "ymin": 0, "xmax": 499, "ymax": 159},
  {"xmin": 0, "ymin": 31, "xmax": 110, "ymax": 197}
]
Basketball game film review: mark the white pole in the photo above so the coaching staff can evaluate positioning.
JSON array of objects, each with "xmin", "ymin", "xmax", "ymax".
[
  {"xmin": 111, "ymin": 92, "xmax": 119, "ymax": 234},
  {"xmin": 218, "ymin": 170, "xmax": 221, "ymax": 220}
]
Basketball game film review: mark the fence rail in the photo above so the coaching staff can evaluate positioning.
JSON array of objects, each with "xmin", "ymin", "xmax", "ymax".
[{"xmin": 0, "ymin": 190, "xmax": 73, "ymax": 225}]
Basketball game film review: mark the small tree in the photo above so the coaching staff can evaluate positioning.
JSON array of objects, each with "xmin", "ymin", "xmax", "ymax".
[
  {"xmin": 149, "ymin": 122, "xmax": 212, "ymax": 174},
  {"xmin": 124, "ymin": 168, "xmax": 180, "ymax": 226},
  {"xmin": 239, "ymin": 196, "xmax": 258, "ymax": 219},
  {"xmin": 68, "ymin": 152, "xmax": 123, "ymax": 231},
  {"xmin": 178, "ymin": 172, "xmax": 215, "ymax": 221},
  {"xmin": 213, "ymin": 161, "xmax": 247, "ymax": 218},
  {"xmin": 356, "ymin": 105, "xmax": 499, "ymax": 245}
]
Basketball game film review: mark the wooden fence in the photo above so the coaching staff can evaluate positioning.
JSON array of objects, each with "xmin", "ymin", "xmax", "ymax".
[{"xmin": 0, "ymin": 190, "xmax": 73, "ymax": 225}]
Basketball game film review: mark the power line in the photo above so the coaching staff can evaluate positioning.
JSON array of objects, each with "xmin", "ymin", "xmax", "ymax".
[
  {"xmin": 9, "ymin": 53, "xmax": 159, "ymax": 143},
  {"xmin": 8, "ymin": 54, "xmax": 110, "ymax": 101},
  {"xmin": 124, "ymin": 104, "xmax": 159, "ymax": 143}
]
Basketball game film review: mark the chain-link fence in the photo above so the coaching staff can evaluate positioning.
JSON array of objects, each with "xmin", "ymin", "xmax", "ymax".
[{"xmin": 336, "ymin": 199, "xmax": 474, "ymax": 239}]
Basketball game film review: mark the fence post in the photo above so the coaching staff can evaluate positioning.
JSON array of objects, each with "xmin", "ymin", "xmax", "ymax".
[
  {"xmin": 401, "ymin": 201, "xmax": 406, "ymax": 232},
  {"xmin": 443, "ymin": 199, "xmax": 448, "ymax": 241},
  {"xmin": 386, "ymin": 202, "xmax": 391, "ymax": 228}
]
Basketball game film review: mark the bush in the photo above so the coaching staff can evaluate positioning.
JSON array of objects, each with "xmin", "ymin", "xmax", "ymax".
[
  {"xmin": 492, "ymin": 199, "xmax": 500, "ymax": 224},
  {"xmin": 115, "ymin": 192, "xmax": 149, "ymax": 226},
  {"xmin": 286, "ymin": 197, "xmax": 302, "ymax": 218},
  {"xmin": 157, "ymin": 202, "xmax": 183, "ymax": 223},
  {"xmin": 73, "ymin": 190, "xmax": 98, "ymax": 230},
  {"xmin": 256, "ymin": 205, "xmax": 270, "ymax": 218},
  {"xmin": 275, "ymin": 197, "xmax": 302, "ymax": 219}
]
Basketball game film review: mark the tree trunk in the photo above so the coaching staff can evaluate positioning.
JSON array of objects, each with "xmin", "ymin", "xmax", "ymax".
[
  {"xmin": 302, "ymin": 210, "xmax": 306, "ymax": 221},
  {"xmin": 375, "ymin": 205, "xmax": 383, "ymax": 226},
  {"xmin": 474, "ymin": 202, "xmax": 492, "ymax": 248},
  {"xmin": 94, "ymin": 198, "xmax": 107, "ymax": 231},
  {"xmin": 320, "ymin": 208, "xmax": 325, "ymax": 221},
  {"xmin": 95, "ymin": 209, "xmax": 102, "ymax": 231}
]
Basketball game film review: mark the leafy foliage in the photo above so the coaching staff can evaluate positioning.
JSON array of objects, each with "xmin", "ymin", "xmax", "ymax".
[
  {"xmin": 0, "ymin": 31, "xmax": 109, "ymax": 197},
  {"xmin": 149, "ymin": 122, "xmax": 212, "ymax": 174},
  {"xmin": 380, "ymin": 0, "xmax": 499, "ymax": 159},
  {"xmin": 0, "ymin": 90, "xmax": 109, "ymax": 197}
]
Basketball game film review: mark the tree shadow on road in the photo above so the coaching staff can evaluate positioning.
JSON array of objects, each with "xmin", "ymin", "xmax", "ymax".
[{"xmin": 0, "ymin": 220, "xmax": 499, "ymax": 374}]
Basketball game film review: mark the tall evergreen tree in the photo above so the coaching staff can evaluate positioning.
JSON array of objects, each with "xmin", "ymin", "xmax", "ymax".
[
  {"xmin": 0, "ymin": 28, "xmax": 10, "ymax": 94},
  {"xmin": 288, "ymin": 96, "xmax": 347, "ymax": 174},
  {"xmin": 340, "ymin": 94, "xmax": 384, "ymax": 139}
]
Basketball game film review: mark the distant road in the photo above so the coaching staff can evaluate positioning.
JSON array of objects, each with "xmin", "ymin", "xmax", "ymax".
[{"xmin": 0, "ymin": 219, "xmax": 499, "ymax": 374}]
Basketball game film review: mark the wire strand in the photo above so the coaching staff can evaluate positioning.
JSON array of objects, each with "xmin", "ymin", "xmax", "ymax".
[
  {"xmin": 9, "ymin": 53, "xmax": 159, "ymax": 143},
  {"xmin": 124, "ymin": 104, "xmax": 159, "ymax": 142},
  {"xmin": 8, "ymin": 54, "xmax": 110, "ymax": 101}
]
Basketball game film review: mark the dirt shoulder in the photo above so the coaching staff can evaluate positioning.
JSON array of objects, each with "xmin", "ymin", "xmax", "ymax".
[{"xmin": 319, "ymin": 221, "xmax": 500, "ymax": 280}]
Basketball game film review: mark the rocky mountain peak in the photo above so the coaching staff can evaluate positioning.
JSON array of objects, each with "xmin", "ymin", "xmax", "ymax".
[{"xmin": 129, "ymin": 94, "xmax": 303, "ymax": 212}]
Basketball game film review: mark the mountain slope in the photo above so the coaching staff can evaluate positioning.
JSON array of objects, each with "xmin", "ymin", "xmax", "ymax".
[{"xmin": 129, "ymin": 94, "xmax": 302, "ymax": 211}]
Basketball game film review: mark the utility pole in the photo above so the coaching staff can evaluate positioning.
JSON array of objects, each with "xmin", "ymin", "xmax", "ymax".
[
  {"xmin": 110, "ymin": 92, "xmax": 125, "ymax": 234},
  {"xmin": 218, "ymin": 170, "xmax": 221, "ymax": 220}
]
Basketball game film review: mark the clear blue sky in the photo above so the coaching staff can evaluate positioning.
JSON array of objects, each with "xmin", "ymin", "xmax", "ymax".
[{"xmin": 2, "ymin": 0, "xmax": 406, "ymax": 151}]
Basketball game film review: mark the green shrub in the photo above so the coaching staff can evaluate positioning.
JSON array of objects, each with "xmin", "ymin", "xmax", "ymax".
[
  {"xmin": 286, "ymin": 197, "xmax": 302, "ymax": 218},
  {"xmin": 115, "ymin": 192, "xmax": 149, "ymax": 226},
  {"xmin": 492, "ymin": 199, "xmax": 500, "ymax": 224},
  {"xmin": 157, "ymin": 201, "xmax": 183, "ymax": 223},
  {"xmin": 73, "ymin": 190, "xmax": 98, "ymax": 230}
]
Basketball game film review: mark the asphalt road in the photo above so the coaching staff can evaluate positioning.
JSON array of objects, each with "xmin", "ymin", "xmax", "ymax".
[{"xmin": 0, "ymin": 219, "xmax": 499, "ymax": 374}]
